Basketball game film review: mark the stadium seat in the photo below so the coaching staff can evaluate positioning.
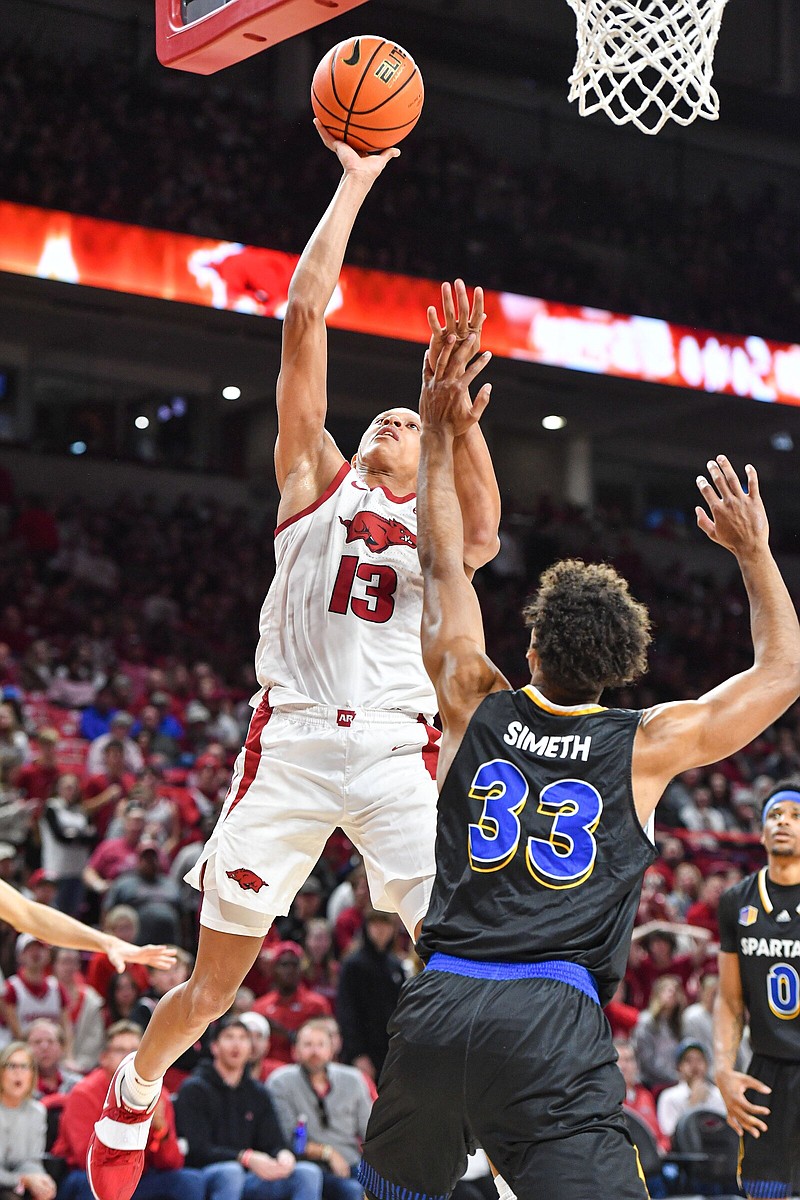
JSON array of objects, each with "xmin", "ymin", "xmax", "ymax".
[{"xmin": 670, "ymin": 1108, "xmax": 739, "ymax": 1196}]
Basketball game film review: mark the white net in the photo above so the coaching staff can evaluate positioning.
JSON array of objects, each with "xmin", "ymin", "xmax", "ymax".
[{"xmin": 565, "ymin": 0, "xmax": 730, "ymax": 135}]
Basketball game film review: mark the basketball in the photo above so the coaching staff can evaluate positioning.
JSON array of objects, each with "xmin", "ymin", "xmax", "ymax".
[{"xmin": 311, "ymin": 36, "xmax": 424, "ymax": 153}]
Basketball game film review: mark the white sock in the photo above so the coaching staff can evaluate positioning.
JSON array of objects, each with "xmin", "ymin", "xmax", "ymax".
[
  {"xmin": 120, "ymin": 1059, "xmax": 162, "ymax": 1110},
  {"xmin": 494, "ymin": 1176, "xmax": 516, "ymax": 1200}
]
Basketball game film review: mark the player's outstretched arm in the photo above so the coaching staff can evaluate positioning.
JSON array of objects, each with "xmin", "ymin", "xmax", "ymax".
[
  {"xmin": 275, "ymin": 121, "xmax": 399, "ymax": 510},
  {"xmin": 418, "ymin": 335, "xmax": 507, "ymax": 776},
  {"xmin": 633, "ymin": 457, "xmax": 800, "ymax": 820},
  {"xmin": 426, "ymin": 282, "xmax": 501, "ymax": 572},
  {"xmin": 714, "ymin": 951, "xmax": 771, "ymax": 1137},
  {"xmin": 0, "ymin": 878, "xmax": 177, "ymax": 974}
]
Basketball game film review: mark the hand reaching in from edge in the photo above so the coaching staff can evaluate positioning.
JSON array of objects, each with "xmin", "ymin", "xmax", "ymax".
[
  {"xmin": 420, "ymin": 333, "xmax": 492, "ymax": 439},
  {"xmin": 695, "ymin": 457, "xmax": 769, "ymax": 558}
]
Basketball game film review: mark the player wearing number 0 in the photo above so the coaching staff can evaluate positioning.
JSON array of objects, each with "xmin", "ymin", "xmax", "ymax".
[
  {"xmin": 86, "ymin": 127, "xmax": 501, "ymax": 1200},
  {"xmin": 357, "ymin": 334, "xmax": 800, "ymax": 1200},
  {"xmin": 714, "ymin": 783, "xmax": 800, "ymax": 1199}
]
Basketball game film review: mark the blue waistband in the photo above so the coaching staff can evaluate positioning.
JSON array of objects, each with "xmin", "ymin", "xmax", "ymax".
[{"xmin": 426, "ymin": 952, "xmax": 599, "ymax": 1003}]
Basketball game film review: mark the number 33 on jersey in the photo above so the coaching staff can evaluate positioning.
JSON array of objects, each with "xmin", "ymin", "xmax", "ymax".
[{"xmin": 418, "ymin": 686, "xmax": 657, "ymax": 1005}]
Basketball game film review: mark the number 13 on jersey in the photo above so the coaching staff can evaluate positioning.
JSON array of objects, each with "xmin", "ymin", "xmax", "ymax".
[{"xmin": 467, "ymin": 759, "xmax": 603, "ymax": 890}]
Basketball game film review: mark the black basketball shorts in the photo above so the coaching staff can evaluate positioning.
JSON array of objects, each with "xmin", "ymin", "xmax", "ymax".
[
  {"xmin": 739, "ymin": 1055, "xmax": 800, "ymax": 1198},
  {"xmin": 358, "ymin": 955, "xmax": 648, "ymax": 1200}
]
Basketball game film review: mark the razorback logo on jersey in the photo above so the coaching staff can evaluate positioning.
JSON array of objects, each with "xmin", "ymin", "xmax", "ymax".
[
  {"xmin": 339, "ymin": 512, "xmax": 417, "ymax": 552},
  {"xmin": 226, "ymin": 867, "xmax": 268, "ymax": 892}
]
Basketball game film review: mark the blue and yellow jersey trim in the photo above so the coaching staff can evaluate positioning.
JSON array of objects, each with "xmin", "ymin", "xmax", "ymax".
[{"xmin": 522, "ymin": 685, "xmax": 606, "ymax": 717}]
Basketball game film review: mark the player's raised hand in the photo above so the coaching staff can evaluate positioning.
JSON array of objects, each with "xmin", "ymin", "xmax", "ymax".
[
  {"xmin": 695, "ymin": 457, "xmax": 769, "ymax": 557},
  {"xmin": 716, "ymin": 1066, "xmax": 771, "ymax": 1138},
  {"xmin": 314, "ymin": 119, "xmax": 399, "ymax": 180},
  {"xmin": 421, "ymin": 332, "xmax": 492, "ymax": 438},
  {"xmin": 426, "ymin": 280, "xmax": 487, "ymax": 372}
]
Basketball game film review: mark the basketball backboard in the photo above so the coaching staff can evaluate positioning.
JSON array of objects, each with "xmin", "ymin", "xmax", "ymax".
[{"xmin": 156, "ymin": 0, "xmax": 371, "ymax": 74}]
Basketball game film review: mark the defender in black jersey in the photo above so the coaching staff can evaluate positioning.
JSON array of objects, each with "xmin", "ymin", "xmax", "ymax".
[
  {"xmin": 357, "ymin": 335, "xmax": 800, "ymax": 1200},
  {"xmin": 715, "ymin": 782, "xmax": 800, "ymax": 1198}
]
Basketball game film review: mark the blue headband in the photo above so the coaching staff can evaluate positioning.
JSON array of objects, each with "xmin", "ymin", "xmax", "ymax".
[{"xmin": 762, "ymin": 790, "xmax": 800, "ymax": 824}]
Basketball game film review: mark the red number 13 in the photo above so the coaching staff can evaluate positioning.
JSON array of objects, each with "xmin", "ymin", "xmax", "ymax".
[{"xmin": 329, "ymin": 555, "xmax": 397, "ymax": 623}]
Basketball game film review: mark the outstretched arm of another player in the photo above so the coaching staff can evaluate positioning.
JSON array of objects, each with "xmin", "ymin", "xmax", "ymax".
[
  {"xmin": 714, "ymin": 951, "xmax": 771, "ymax": 1137},
  {"xmin": 426, "ymin": 282, "xmax": 501, "ymax": 573},
  {"xmin": 0, "ymin": 878, "xmax": 176, "ymax": 974},
  {"xmin": 418, "ymin": 335, "xmax": 507, "ymax": 776},
  {"xmin": 275, "ymin": 122, "xmax": 399, "ymax": 507},
  {"xmin": 633, "ymin": 457, "xmax": 800, "ymax": 821}
]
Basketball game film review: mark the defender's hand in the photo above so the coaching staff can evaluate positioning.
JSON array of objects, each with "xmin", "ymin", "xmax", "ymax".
[
  {"xmin": 695, "ymin": 458, "xmax": 769, "ymax": 558},
  {"xmin": 314, "ymin": 119, "xmax": 399, "ymax": 181},
  {"xmin": 107, "ymin": 938, "xmax": 177, "ymax": 974},
  {"xmin": 426, "ymin": 280, "xmax": 486, "ymax": 372},
  {"xmin": 716, "ymin": 1067, "xmax": 771, "ymax": 1137},
  {"xmin": 420, "ymin": 333, "xmax": 492, "ymax": 437}
]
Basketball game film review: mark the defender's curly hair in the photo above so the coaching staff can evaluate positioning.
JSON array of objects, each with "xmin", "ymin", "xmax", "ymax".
[{"xmin": 523, "ymin": 559, "xmax": 651, "ymax": 697}]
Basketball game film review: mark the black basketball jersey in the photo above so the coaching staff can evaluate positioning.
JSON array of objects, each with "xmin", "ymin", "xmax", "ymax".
[
  {"xmin": 719, "ymin": 869, "xmax": 800, "ymax": 1061},
  {"xmin": 417, "ymin": 685, "xmax": 656, "ymax": 1005}
]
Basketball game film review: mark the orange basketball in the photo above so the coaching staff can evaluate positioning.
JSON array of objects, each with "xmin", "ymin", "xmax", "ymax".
[{"xmin": 311, "ymin": 36, "xmax": 424, "ymax": 153}]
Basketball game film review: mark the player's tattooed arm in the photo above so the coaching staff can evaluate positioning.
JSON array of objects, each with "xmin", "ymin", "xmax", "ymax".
[
  {"xmin": 274, "ymin": 121, "xmax": 399, "ymax": 505},
  {"xmin": 714, "ymin": 950, "xmax": 771, "ymax": 1138},
  {"xmin": 426, "ymin": 281, "xmax": 501, "ymax": 573}
]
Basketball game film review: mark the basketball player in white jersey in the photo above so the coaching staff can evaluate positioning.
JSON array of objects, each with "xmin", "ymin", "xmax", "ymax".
[{"xmin": 87, "ymin": 124, "xmax": 501, "ymax": 1200}]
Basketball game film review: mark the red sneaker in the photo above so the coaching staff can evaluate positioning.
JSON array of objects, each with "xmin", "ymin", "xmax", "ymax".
[{"xmin": 86, "ymin": 1053, "xmax": 161, "ymax": 1200}]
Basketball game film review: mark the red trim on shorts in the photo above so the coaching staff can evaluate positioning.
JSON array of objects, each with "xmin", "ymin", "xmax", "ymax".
[
  {"xmin": 224, "ymin": 698, "xmax": 273, "ymax": 819},
  {"xmin": 274, "ymin": 462, "xmax": 350, "ymax": 537},
  {"xmin": 417, "ymin": 716, "xmax": 441, "ymax": 781}
]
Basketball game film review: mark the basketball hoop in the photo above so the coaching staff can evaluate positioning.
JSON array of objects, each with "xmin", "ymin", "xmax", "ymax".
[{"xmin": 565, "ymin": 0, "xmax": 730, "ymax": 135}]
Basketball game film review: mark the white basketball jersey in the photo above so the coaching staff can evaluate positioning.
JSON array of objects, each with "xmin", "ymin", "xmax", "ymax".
[{"xmin": 254, "ymin": 463, "xmax": 437, "ymax": 718}]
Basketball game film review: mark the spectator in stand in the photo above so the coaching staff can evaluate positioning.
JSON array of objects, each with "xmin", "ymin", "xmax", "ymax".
[
  {"xmin": 679, "ymin": 783, "xmax": 729, "ymax": 834},
  {"xmin": 301, "ymin": 920, "xmax": 339, "ymax": 1007},
  {"xmin": 762, "ymin": 725, "xmax": 800, "ymax": 778},
  {"xmin": 666, "ymin": 862, "xmax": 702, "ymax": 922},
  {"xmin": 27, "ymin": 1019, "xmax": 81, "ymax": 1098},
  {"xmin": 22, "ymin": 871, "xmax": 59, "ymax": 913},
  {"xmin": 252, "ymin": 944, "xmax": 332, "ymax": 1065},
  {"xmin": 268, "ymin": 1018, "xmax": 371, "ymax": 1200},
  {"xmin": 631, "ymin": 974, "xmax": 687, "ymax": 1091},
  {"xmin": 110, "ymin": 768, "xmax": 180, "ymax": 857},
  {"xmin": 54, "ymin": 1021, "xmax": 204, "ymax": 1200},
  {"xmin": 19, "ymin": 642, "xmax": 55, "ymax": 696},
  {"xmin": 85, "ymin": 712, "xmax": 144, "ymax": 778},
  {"xmin": 0, "ymin": 936, "xmax": 71, "ymax": 1050},
  {"xmin": 680, "ymin": 972, "xmax": 718, "ymax": 1068},
  {"xmin": 174, "ymin": 1015, "xmax": 323, "ymax": 1200},
  {"xmin": 239, "ymin": 1012, "xmax": 285, "ymax": 1083},
  {"xmin": 0, "ymin": 702, "xmax": 29, "ymax": 787},
  {"xmin": 39, "ymin": 774, "xmax": 94, "ymax": 916},
  {"xmin": 51, "ymin": 949, "xmax": 104, "ymax": 1074},
  {"xmin": 655, "ymin": 1039, "xmax": 726, "ymax": 1141},
  {"xmin": 241, "ymin": 938, "xmax": 281, "ymax": 1002},
  {"xmin": 604, "ymin": 980, "xmax": 640, "ymax": 1039},
  {"xmin": 729, "ymin": 785, "xmax": 760, "ymax": 833},
  {"xmin": 627, "ymin": 926, "xmax": 700, "ymax": 1005},
  {"xmin": 636, "ymin": 866, "xmax": 673, "ymax": 925},
  {"xmin": 201, "ymin": 689, "xmax": 240, "ymax": 751},
  {"xmin": 336, "ymin": 911, "xmax": 404, "ymax": 1082},
  {"xmin": 131, "ymin": 705, "xmax": 180, "ymax": 765},
  {"xmin": 684, "ymin": 870, "xmax": 727, "ymax": 939},
  {"xmin": 83, "ymin": 741, "xmax": 135, "ymax": 841},
  {"xmin": 13, "ymin": 729, "xmax": 60, "ymax": 807},
  {"xmin": 82, "ymin": 805, "xmax": 146, "ymax": 901},
  {"xmin": 332, "ymin": 867, "xmax": 370, "ymax": 957},
  {"xmin": 278, "ymin": 878, "xmax": 325, "ymax": 945},
  {"xmin": 103, "ymin": 971, "xmax": 142, "ymax": 1027},
  {"xmin": 614, "ymin": 1037, "xmax": 668, "ymax": 1152},
  {"xmin": 0, "ymin": 1040, "xmax": 56, "ymax": 1200},
  {"xmin": 102, "ymin": 841, "xmax": 181, "ymax": 946},
  {"xmin": 79, "ymin": 685, "xmax": 119, "ymax": 743},
  {"xmin": 46, "ymin": 641, "xmax": 101, "ymax": 711},
  {"xmin": 84, "ymin": 908, "xmax": 151, "ymax": 1003}
]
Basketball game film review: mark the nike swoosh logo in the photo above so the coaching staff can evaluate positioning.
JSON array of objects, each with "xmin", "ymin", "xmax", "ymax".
[{"xmin": 343, "ymin": 39, "xmax": 361, "ymax": 66}]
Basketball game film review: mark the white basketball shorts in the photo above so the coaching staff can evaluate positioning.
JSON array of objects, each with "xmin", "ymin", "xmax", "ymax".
[{"xmin": 185, "ymin": 695, "xmax": 440, "ymax": 939}]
